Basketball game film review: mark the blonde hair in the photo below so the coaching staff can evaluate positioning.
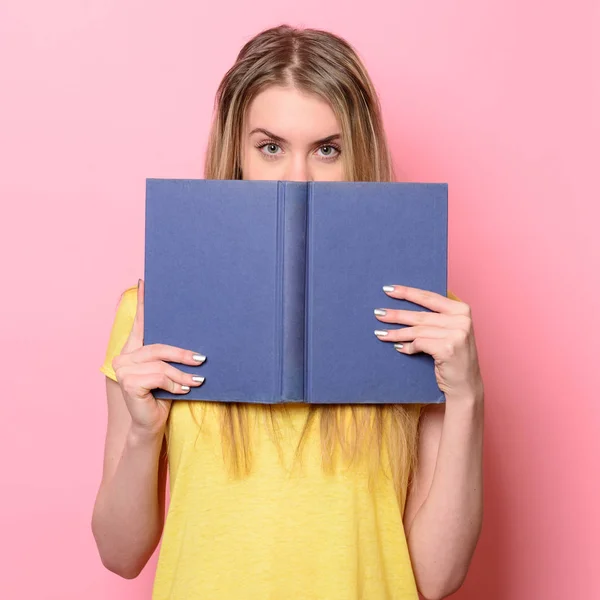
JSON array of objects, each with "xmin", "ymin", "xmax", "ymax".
[{"xmin": 194, "ymin": 24, "xmax": 423, "ymax": 509}]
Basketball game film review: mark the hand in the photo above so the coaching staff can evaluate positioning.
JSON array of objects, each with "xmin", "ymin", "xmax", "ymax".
[
  {"xmin": 112, "ymin": 279, "xmax": 207, "ymax": 436},
  {"xmin": 374, "ymin": 285, "xmax": 483, "ymax": 403}
]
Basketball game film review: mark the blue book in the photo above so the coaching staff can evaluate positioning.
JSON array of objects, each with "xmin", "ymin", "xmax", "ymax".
[{"xmin": 144, "ymin": 179, "xmax": 447, "ymax": 404}]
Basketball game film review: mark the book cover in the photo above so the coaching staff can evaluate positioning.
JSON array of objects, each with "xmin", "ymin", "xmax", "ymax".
[{"xmin": 144, "ymin": 179, "xmax": 447, "ymax": 404}]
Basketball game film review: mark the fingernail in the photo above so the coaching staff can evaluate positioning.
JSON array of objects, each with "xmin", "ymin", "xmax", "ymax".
[
  {"xmin": 181, "ymin": 385, "xmax": 190, "ymax": 391},
  {"xmin": 192, "ymin": 376, "xmax": 205, "ymax": 383},
  {"xmin": 383, "ymin": 285, "xmax": 395, "ymax": 292},
  {"xmin": 374, "ymin": 330, "xmax": 388, "ymax": 337},
  {"xmin": 193, "ymin": 354, "xmax": 206, "ymax": 363},
  {"xmin": 374, "ymin": 309, "xmax": 387, "ymax": 316},
  {"xmin": 394, "ymin": 343, "xmax": 404, "ymax": 350}
]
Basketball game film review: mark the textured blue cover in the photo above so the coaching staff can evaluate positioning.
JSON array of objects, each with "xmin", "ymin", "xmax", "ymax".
[{"xmin": 144, "ymin": 179, "xmax": 447, "ymax": 404}]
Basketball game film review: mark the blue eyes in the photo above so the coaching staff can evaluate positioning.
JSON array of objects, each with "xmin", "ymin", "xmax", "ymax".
[{"xmin": 255, "ymin": 141, "xmax": 341, "ymax": 161}]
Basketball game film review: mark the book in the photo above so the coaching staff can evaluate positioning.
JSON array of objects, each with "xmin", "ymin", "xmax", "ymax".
[{"xmin": 143, "ymin": 178, "xmax": 448, "ymax": 404}]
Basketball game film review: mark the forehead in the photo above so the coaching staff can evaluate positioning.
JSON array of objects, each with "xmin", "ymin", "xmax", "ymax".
[{"xmin": 245, "ymin": 86, "xmax": 340, "ymax": 141}]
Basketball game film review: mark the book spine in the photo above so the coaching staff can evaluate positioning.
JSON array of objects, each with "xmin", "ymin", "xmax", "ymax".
[
  {"xmin": 304, "ymin": 182, "xmax": 313, "ymax": 403},
  {"xmin": 275, "ymin": 182, "xmax": 284, "ymax": 400},
  {"xmin": 280, "ymin": 182, "xmax": 307, "ymax": 401}
]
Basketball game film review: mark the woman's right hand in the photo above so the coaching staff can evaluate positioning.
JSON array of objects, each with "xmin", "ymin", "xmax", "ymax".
[{"xmin": 112, "ymin": 279, "xmax": 206, "ymax": 436}]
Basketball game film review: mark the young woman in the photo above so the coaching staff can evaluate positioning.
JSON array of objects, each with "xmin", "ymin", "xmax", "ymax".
[{"xmin": 92, "ymin": 24, "xmax": 484, "ymax": 600}]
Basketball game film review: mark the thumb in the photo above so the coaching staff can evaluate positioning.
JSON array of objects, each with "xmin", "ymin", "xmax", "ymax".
[{"xmin": 127, "ymin": 278, "xmax": 145, "ymax": 349}]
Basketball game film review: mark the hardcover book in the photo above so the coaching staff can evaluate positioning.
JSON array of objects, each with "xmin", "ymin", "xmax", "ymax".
[{"xmin": 144, "ymin": 179, "xmax": 447, "ymax": 404}]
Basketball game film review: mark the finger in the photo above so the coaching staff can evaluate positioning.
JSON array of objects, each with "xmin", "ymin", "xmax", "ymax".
[
  {"xmin": 117, "ymin": 361, "xmax": 206, "ymax": 387},
  {"xmin": 113, "ymin": 343, "xmax": 205, "ymax": 374},
  {"xmin": 373, "ymin": 325, "xmax": 449, "ymax": 343},
  {"xmin": 374, "ymin": 307, "xmax": 453, "ymax": 328},
  {"xmin": 128, "ymin": 278, "xmax": 145, "ymax": 347},
  {"xmin": 394, "ymin": 337, "xmax": 449, "ymax": 360},
  {"xmin": 382, "ymin": 285, "xmax": 466, "ymax": 315},
  {"xmin": 125, "ymin": 372, "xmax": 194, "ymax": 396},
  {"xmin": 128, "ymin": 344, "xmax": 207, "ymax": 366}
]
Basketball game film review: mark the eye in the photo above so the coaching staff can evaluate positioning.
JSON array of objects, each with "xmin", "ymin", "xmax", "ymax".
[
  {"xmin": 257, "ymin": 142, "xmax": 283, "ymax": 157},
  {"xmin": 315, "ymin": 144, "xmax": 341, "ymax": 159}
]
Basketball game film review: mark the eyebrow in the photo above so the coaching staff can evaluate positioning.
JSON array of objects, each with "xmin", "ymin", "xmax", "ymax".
[{"xmin": 249, "ymin": 128, "xmax": 341, "ymax": 146}]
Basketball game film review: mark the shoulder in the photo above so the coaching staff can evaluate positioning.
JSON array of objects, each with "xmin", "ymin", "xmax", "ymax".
[
  {"xmin": 107, "ymin": 284, "xmax": 138, "ymax": 329},
  {"xmin": 112, "ymin": 284, "xmax": 139, "ymax": 336},
  {"xmin": 117, "ymin": 284, "xmax": 138, "ymax": 315},
  {"xmin": 99, "ymin": 284, "xmax": 139, "ymax": 381}
]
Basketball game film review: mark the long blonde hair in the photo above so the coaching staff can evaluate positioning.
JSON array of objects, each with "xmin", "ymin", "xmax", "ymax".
[{"xmin": 195, "ymin": 24, "xmax": 423, "ymax": 509}]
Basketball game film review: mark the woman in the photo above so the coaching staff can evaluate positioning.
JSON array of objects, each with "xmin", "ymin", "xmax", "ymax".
[{"xmin": 92, "ymin": 24, "xmax": 484, "ymax": 600}]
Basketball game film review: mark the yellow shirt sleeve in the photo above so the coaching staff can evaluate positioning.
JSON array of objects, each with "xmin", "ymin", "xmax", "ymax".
[{"xmin": 99, "ymin": 285, "xmax": 139, "ymax": 382}]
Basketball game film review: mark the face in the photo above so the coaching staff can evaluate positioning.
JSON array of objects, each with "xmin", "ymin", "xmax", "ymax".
[{"xmin": 241, "ymin": 86, "xmax": 345, "ymax": 182}]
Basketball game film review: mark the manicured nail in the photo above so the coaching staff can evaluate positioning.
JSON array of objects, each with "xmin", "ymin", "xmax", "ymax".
[
  {"xmin": 192, "ymin": 376, "xmax": 205, "ymax": 383},
  {"xmin": 394, "ymin": 343, "xmax": 404, "ymax": 350},
  {"xmin": 374, "ymin": 330, "xmax": 388, "ymax": 337},
  {"xmin": 181, "ymin": 385, "xmax": 190, "ymax": 391},
  {"xmin": 193, "ymin": 354, "xmax": 206, "ymax": 363},
  {"xmin": 374, "ymin": 309, "xmax": 387, "ymax": 316},
  {"xmin": 383, "ymin": 285, "xmax": 395, "ymax": 292}
]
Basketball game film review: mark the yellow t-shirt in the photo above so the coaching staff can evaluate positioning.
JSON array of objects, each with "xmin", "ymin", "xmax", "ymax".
[{"xmin": 100, "ymin": 286, "xmax": 459, "ymax": 599}]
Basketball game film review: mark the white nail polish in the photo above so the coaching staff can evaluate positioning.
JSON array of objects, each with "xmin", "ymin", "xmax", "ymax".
[
  {"xmin": 383, "ymin": 285, "xmax": 395, "ymax": 292},
  {"xmin": 193, "ymin": 354, "xmax": 206, "ymax": 363},
  {"xmin": 181, "ymin": 385, "xmax": 190, "ymax": 391},
  {"xmin": 374, "ymin": 309, "xmax": 387, "ymax": 316},
  {"xmin": 394, "ymin": 343, "xmax": 404, "ymax": 350},
  {"xmin": 192, "ymin": 376, "xmax": 205, "ymax": 383},
  {"xmin": 374, "ymin": 330, "xmax": 388, "ymax": 336}
]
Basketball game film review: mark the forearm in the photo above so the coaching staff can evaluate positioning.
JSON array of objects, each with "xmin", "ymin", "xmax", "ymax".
[
  {"xmin": 92, "ymin": 426, "xmax": 165, "ymax": 579},
  {"xmin": 407, "ymin": 394, "xmax": 484, "ymax": 599}
]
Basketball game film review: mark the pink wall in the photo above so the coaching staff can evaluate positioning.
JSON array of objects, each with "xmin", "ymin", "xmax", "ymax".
[{"xmin": 1, "ymin": 1, "xmax": 597, "ymax": 598}]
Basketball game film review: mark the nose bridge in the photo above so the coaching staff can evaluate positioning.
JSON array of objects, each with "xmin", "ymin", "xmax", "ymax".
[{"xmin": 284, "ymin": 152, "xmax": 311, "ymax": 182}]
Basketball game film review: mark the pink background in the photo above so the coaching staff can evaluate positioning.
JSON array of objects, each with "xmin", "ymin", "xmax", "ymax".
[{"xmin": 1, "ymin": 1, "xmax": 598, "ymax": 598}]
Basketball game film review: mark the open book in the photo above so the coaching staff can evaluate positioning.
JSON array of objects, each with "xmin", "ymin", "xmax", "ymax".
[{"xmin": 144, "ymin": 179, "xmax": 447, "ymax": 404}]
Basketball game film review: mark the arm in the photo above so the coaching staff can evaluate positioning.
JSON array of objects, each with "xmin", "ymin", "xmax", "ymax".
[
  {"xmin": 92, "ymin": 280, "xmax": 202, "ymax": 578},
  {"xmin": 374, "ymin": 284, "xmax": 484, "ymax": 599},
  {"xmin": 403, "ymin": 394, "xmax": 484, "ymax": 600},
  {"xmin": 92, "ymin": 376, "xmax": 168, "ymax": 579}
]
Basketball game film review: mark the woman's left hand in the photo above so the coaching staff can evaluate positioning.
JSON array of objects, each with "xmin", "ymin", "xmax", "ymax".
[{"xmin": 374, "ymin": 285, "xmax": 484, "ymax": 403}]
